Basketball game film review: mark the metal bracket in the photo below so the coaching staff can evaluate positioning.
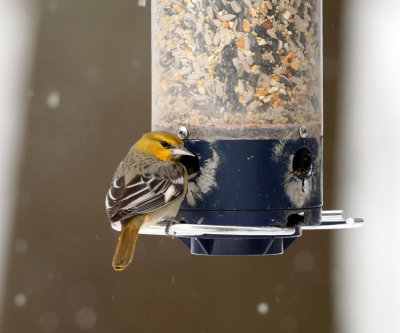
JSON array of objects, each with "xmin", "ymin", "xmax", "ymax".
[
  {"xmin": 129, "ymin": 210, "xmax": 363, "ymax": 237},
  {"xmin": 301, "ymin": 210, "xmax": 364, "ymax": 230}
]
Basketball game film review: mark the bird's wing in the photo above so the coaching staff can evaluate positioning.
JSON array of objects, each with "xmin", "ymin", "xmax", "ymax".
[{"xmin": 106, "ymin": 162, "xmax": 186, "ymax": 222}]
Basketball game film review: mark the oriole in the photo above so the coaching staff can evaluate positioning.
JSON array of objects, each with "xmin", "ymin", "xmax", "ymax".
[{"xmin": 105, "ymin": 131, "xmax": 194, "ymax": 271}]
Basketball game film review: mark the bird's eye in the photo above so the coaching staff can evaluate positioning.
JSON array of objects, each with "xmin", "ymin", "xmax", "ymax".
[{"xmin": 160, "ymin": 140, "xmax": 169, "ymax": 148}]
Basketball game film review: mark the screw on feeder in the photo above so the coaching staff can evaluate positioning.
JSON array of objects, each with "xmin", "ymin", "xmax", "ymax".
[
  {"xmin": 299, "ymin": 125, "xmax": 308, "ymax": 138},
  {"xmin": 177, "ymin": 126, "xmax": 188, "ymax": 139}
]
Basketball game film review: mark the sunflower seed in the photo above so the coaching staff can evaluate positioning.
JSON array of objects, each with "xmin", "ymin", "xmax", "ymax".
[
  {"xmin": 238, "ymin": 80, "xmax": 245, "ymax": 95},
  {"xmin": 244, "ymin": 37, "xmax": 251, "ymax": 51},
  {"xmin": 230, "ymin": 1, "xmax": 242, "ymax": 13},
  {"xmin": 220, "ymin": 14, "xmax": 236, "ymax": 21},
  {"xmin": 247, "ymin": 100, "xmax": 260, "ymax": 112},
  {"xmin": 215, "ymin": 80, "xmax": 224, "ymax": 97},
  {"xmin": 204, "ymin": 33, "xmax": 212, "ymax": 46},
  {"xmin": 243, "ymin": 87, "xmax": 255, "ymax": 103},
  {"xmin": 267, "ymin": 29, "xmax": 277, "ymax": 39},
  {"xmin": 242, "ymin": 0, "xmax": 252, "ymax": 8},
  {"xmin": 254, "ymin": 0, "xmax": 263, "ymax": 8},
  {"xmin": 213, "ymin": 32, "xmax": 220, "ymax": 45}
]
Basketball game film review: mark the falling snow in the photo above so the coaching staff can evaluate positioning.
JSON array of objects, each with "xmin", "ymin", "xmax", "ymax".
[
  {"xmin": 46, "ymin": 91, "xmax": 60, "ymax": 109},
  {"xmin": 14, "ymin": 292, "xmax": 27, "ymax": 307},
  {"xmin": 257, "ymin": 302, "xmax": 269, "ymax": 315},
  {"xmin": 75, "ymin": 307, "xmax": 97, "ymax": 330}
]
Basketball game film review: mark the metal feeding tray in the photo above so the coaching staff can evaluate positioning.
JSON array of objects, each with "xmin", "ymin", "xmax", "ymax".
[{"xmin": 110, "ymin": 210, "xmax": 363, "ymax": 256}]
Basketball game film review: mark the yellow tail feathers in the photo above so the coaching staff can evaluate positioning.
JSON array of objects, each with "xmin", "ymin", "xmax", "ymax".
[{"xmin": 112, "ymin": 219, "xmax": 141, "ymax": 271}]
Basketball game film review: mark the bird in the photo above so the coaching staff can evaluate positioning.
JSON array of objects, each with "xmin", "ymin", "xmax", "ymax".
[{"xmin": 105, "ymin": 131, "xmax": 195, "ymax": 271}]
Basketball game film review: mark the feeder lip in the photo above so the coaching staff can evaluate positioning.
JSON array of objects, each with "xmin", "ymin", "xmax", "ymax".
[{"xmin": 110, "ymin": 210, "xmax": 363, "ymax": 237}]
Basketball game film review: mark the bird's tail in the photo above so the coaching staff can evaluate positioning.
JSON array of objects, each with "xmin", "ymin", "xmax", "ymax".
[{"xmin": 112, "ymin": 218, "xmax": 141, "ymax": 271}]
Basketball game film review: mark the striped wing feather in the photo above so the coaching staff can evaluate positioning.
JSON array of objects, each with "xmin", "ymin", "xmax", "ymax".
[{"xmin": 106, "ymin": 163, "xmax": 185, "ymax": 222}]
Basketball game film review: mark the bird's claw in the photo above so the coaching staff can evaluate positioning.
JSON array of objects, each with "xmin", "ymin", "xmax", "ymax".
[{"xmin": 164, "ymin": 218, "xmax": 179, "ymax": 237}]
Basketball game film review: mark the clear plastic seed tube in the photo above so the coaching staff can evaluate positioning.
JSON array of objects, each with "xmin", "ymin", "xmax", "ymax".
[{"xmin": 152, "ymin": 0, "xmax": 322, "ymax": 140}]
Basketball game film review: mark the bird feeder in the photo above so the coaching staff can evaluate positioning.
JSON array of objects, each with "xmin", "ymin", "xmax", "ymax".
[{"xmin": 145, "ymin": 0, "xmax": 362, "ymax": 254}]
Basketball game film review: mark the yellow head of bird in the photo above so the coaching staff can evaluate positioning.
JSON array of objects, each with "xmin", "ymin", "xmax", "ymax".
[{"xmin": 134, "ymin": 131, "xmax": 194, "ymax": 161}]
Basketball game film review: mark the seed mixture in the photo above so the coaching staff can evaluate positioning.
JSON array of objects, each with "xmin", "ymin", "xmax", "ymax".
[{"xmin": 152, "ymin": 0, "xmax": 321, "ymax": 139}]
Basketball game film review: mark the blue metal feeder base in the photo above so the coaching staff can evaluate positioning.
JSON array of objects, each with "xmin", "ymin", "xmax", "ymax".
[{"xmin": 177, "ymin": 138, "xmax": 323, "ymax": 256}]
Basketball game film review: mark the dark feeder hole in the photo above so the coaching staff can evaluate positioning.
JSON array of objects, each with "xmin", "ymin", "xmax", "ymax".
[
  {"xmin": 179, "ymin": 149, "xmax": 200, "ymax": 180},
  {"xmin": 293, "ymin": 147, "xmax": 312, "ymax": 180},
  {"xmin": 287, "ymin": 213, "xmax": 305, "ymax": 227}
]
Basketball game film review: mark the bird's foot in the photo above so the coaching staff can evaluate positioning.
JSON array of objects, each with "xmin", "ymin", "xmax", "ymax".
[{"xmin": 164, "ymin": 218, "xmax": 181, "ymax": 237}]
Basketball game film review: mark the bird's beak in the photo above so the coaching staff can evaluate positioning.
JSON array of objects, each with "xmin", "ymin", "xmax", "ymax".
[{"xmin": 170, "ymin": 145, "xmax": 195, "ymax": 157}]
